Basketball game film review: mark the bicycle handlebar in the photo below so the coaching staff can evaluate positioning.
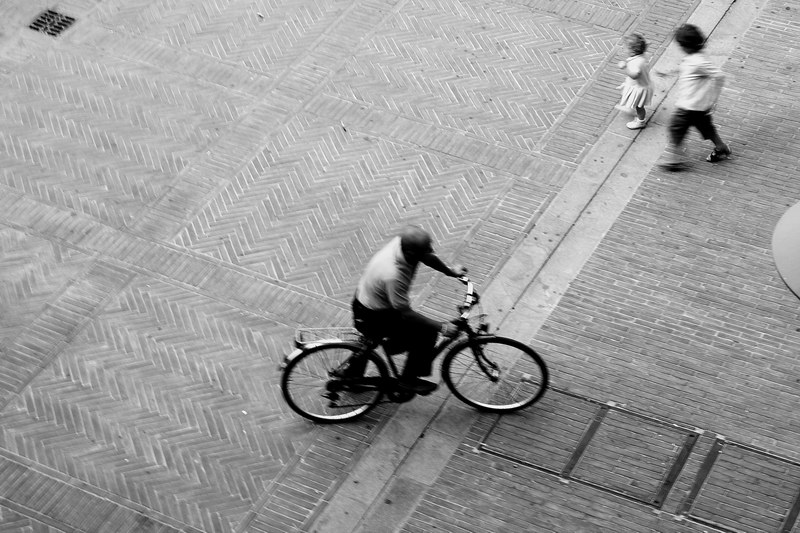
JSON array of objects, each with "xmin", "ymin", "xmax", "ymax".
[{"xmin": 457, "ymin": 275, "xmax": 479, "ymax": 319}]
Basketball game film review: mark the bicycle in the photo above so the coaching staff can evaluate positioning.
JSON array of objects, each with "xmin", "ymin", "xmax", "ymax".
[{"xmin": 279, "ymin": 277, "xmax": 549, "ymax": 423}]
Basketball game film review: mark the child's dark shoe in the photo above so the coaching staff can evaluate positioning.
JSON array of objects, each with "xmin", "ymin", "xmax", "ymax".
[
  {"xmin": 706, "ymin": 146, "xmax": 731, "ymax": 162},
  {"xmin": 659, "ymin": 161, "xmax": 689, "ymax": 172}
]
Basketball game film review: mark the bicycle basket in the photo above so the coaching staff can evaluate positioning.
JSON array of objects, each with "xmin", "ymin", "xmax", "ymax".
[{"xmin": 294, "ymin": 327, "xmax": 360, "ymax": 347}]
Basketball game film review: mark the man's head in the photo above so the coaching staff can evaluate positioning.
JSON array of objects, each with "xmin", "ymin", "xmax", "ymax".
[
  {"xmin": 399, "ymin": 225, "xmax": 433, "ymax": 263},
  {"xmin": 675, "ymin": 24, "xmax": 705, "ymax": 54}
]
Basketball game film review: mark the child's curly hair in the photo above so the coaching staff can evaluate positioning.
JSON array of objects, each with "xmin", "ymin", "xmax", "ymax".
[
  {"xmin": 625, "ymin": 33, "xmax": 647, "ymax": 55},
  {"xmin": 675, "ymin": 24, "xmax": 705, "ymax": 53}
]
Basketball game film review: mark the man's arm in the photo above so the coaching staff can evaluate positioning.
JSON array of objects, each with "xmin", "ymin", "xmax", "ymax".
[
  {"xmin": 387, "ymin": 258, "xmax": 462, "ymax": 335},
  {"xmin": 420, "ymin": 253, "xmax": 466, "ymax": 278},
  {"xmin": 419, "ymin": 253, "xmax": 467, "ymax": 337}
]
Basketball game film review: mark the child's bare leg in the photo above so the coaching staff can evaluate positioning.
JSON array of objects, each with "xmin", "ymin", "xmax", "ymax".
[{"xmin": 626, "ymin": 106, "xmax": 647, "ymax": 129}]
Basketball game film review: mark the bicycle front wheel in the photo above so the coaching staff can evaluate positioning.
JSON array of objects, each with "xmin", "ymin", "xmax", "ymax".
[
  {"xmin": 442, "ymin": 336, "xmax": 548, "ymax": 412},
  {"xmin": 281, "ymin": 342, "xmax": 388, "ymax": 423}
]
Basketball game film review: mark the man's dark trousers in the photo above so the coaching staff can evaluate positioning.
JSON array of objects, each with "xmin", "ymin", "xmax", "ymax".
[{"xmin": 351, "ymin": 298, "xmax": 439, "ymax": 378}]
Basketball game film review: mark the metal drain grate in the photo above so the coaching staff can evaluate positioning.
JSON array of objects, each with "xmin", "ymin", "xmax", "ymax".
[
  {"xmin": 29, "ymin": 9, "xmax": 76, "ymax": 37},
  {"xmin": 478, "ymin": 390, "xmax": 700, "ymax": 509}
]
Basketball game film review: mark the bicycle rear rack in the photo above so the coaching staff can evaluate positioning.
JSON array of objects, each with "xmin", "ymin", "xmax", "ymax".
[{"xmin": 294, "ymin": 327, "xmax": 360, "ymax": 348}]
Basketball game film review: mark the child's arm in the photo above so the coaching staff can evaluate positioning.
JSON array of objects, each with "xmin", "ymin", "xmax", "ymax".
[
  {"xmin": 619, "ymin": 57, "xmax": 643, "ymax": 79},
  {"xmin": 705, "ymin": 64, "xmax": 726, "ymax": 110},
  {"xmin": 653, "ymin": 68, "xmax": 678, "ymax": 77},
  {"xmin": 704, "ymin": 62, "xmax": 726, "ymax": 83}
]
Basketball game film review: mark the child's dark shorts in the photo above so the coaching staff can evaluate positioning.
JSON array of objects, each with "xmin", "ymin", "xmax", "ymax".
[{"xmin": 669, "ymin": 108, "xmax": 717, "ymax": 145}]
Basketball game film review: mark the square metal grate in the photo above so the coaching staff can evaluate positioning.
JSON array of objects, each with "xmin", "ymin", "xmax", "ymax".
[
  {"xmin": 29, "ymin": 9, "xmax": 76, "ymax": 37},
  {"xmin": 479, "ymin": 389, "xmax": 700, "ymax": 509},
  {"xmin": 678, "ymin": 439, "xmax": 800, "ymax": 533}
]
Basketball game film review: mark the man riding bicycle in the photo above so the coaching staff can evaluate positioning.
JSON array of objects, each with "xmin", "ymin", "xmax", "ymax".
[{"xmin": 352, "ymin": 225, "xmax": 466, "ymax": 394}]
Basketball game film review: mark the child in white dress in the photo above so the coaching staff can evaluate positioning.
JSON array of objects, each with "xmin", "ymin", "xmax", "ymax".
[{"xmin": 616, "ymin": 34, "xmax": 653, "ymax": 130}]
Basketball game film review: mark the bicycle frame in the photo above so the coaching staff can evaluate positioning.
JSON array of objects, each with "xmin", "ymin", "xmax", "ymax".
[
  {"xmin": 375, "ymin": 327, "xmax": 471, "ymax": 381},
  {"xmin": 281, "ymin": 276, "xmax": 548, "ymax": 421},
  {"xmin": 333, "ymin": 277, "xmax": 493, "ymax": 385}
]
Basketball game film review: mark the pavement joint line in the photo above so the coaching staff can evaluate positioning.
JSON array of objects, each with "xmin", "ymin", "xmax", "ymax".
[
  {"xmin": 0, "ymin": 185, "xmax": 350, "ymax": 325},
  {"xmin": 314, "ymin": 92, "xmax": 576, "ymax": 174},
  {"xmin": 349, "ymin": 393, "xmax": 481, "ymax": 532},
  {"xmin": 235, "ymin": 411, "xmax": 396, "ymax": 533},
  {"xmin": 0, "ymin": 497, "xmax": 84, "ymax": 533},
  {"xmin": 0, "ymin": 260, "xmax": 137, "ymax": 411},
  {"xmin": 0, "ymin": 448, "xmax": 204, "ymax": 533},
  {"xmin": 414, "ymin": 176, "xmax": 556, "ymax": 308},
  {"xmin": 307, "ymin": 0, "xmax": 760, "ymax": 531},
  {"xmin": 128, "ymin": 0, "xmax": 417, "ymax": 243},
  {"xmin": 234, "ymin": 433, "xmax": 322, "ymax": 533},
  {"xmin": 502, "ymin": 0, "xmax": 664, "ymax": 154}
]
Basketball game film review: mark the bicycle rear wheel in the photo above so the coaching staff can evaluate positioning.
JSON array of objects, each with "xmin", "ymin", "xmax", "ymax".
[
  {"xmin": 442, "ymin": 336, "xmax": 548, "ymax": 412},
  {"xmin": 281, "ymin": 342, "xmax": 388, "ymax": 423}
]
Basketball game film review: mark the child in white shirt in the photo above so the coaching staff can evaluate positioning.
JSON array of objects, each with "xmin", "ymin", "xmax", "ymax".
[{"xmin": 661, "ymin": 24, "xmax": 731, "ymax": 171}]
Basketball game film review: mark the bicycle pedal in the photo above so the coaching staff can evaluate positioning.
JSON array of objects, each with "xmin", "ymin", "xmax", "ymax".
[
  {"xmin": 323, "ymin": 391, "xmax": 340, "ymax": 402},
  {"xmin": 388, "ymin": 390, "xmax": 417, "ymax": 403}
]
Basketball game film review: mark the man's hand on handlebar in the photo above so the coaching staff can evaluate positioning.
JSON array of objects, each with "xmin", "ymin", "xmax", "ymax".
[{"xmin": 440, "ymin": 322, "xmax": 459, "ymax": 338}]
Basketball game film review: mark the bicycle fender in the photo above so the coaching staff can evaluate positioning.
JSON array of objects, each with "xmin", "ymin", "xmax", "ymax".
[
  {"xmin": 279, "ymin": 341, "xmax": 363, "ymax": 369},
  {"xmin": 280, "ymin": 343, "xmax": 332, "ymax": 367},
  {"xmin": 280, "ymin": 348, "xmax": 305, "ymax": 369}
]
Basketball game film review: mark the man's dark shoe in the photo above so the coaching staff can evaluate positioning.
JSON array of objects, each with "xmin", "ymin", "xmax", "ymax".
[
  {"xmin": 332, "ymin": 357, "xmax": 367, "ymax": 379},
  {"xmin": 398, "ymin": 377, "xmax": 438, "ymax": 395}
]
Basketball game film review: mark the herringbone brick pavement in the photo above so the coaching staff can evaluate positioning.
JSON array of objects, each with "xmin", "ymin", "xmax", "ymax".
[
  {"xmin": 2, "ymin": 0, "xmax": 796, "ymax": 531},
  {"xmin": 325, "ymin": 0, "xmax": 618, "ymax": 152}
]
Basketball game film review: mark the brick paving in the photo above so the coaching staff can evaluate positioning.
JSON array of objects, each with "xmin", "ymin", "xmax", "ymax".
[{"xmin": 0, "ymin": 0, "xmax": 799, "ymax": 531}]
